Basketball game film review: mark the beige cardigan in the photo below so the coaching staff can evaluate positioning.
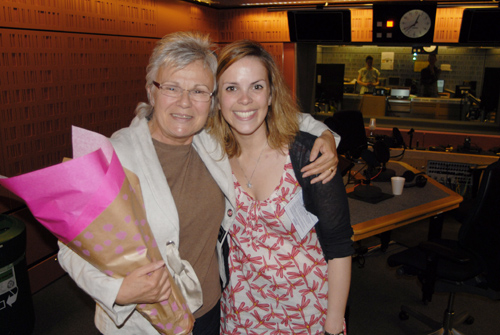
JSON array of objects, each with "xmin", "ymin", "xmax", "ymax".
[{"xmin": 57, "ymin": 114, "xmax": 334, "ymax": 334}]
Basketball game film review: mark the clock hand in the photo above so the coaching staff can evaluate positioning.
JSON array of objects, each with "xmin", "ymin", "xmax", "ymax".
[
  {"xmin": 404, "ymin": 13, "xmax": 421, "ymax": 32},
  {"xmin": 405, "ymin": 22, "xmax": 417, "ymax": 32}
]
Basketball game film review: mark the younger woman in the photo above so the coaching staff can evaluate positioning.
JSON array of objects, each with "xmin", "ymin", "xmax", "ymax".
[{"xmin": 208, "ymin": 40, "xmax": 354, "ymax": 335}]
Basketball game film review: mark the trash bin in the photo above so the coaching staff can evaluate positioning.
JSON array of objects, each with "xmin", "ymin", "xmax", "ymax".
[{"xmin": 0, "ymin": 215, "xmax": 35, "ymax": 335}]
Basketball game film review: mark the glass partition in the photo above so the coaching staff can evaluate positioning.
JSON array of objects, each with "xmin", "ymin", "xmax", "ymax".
[{"xmin": 312, "ymin": 45, "xmax": 500, "ymax": 134}]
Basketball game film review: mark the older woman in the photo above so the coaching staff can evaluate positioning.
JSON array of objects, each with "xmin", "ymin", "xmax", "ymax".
[
  {"xmin": 58, "ymin": 32, "xmax": 339, "ymax": 335},
  {"xmin": 208, "ymin": 40, "xmax": 354, "ymax": 335}
]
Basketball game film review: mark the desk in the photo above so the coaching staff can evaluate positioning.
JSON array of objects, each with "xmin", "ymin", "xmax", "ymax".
[
  {"xmin": 360, "ymin": 95, "xmax": 386, "ymax": 117},
  {"xmin": 390, "ymin": 148, "xmax": 499, "ymax": 171},
  {"xmin": 347, "ymin": 161, "xmax": 463, "ymax": 242}
]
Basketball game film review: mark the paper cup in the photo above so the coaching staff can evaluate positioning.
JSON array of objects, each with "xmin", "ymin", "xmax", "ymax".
[{"xmin": 391, "ymin": 176, "xmax": 405, "ymax": 195}]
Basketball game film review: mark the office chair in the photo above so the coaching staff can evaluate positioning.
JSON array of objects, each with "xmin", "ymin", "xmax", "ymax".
[
  {"xmin": 324, "ymin": 110, "xmax": 368, "ymax": 177},
  {"xmin": 324, "ymin": 110, "xmax": 368, "ymax": 162},
  {"xmin": 387, "ymin": 159, "xmax": 500, "ymax": 334}
]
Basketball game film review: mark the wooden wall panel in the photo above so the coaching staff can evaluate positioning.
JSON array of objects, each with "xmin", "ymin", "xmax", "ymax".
[
  {"xmin": 0, "ymin": 0, "xmax": 218, "ymax": 38},
  {"xmin": 156, "ymin": 1, "xmax": 218, "ymax": 38},
  {"xmin": 0, "ymin": 0, "xmax": 158, "ymax": 37},
  {"xmin": 0, "ymin": 1, "xmax": 283, "ymax": 182},
  {"xmin": 0, "ymin": 1, "xmax": 223, "ymax": 293},
  {"xmin": 283, "ymin": 42, "xmax": 296, "ymax": 97},
  {"xmin": 218, "ymin": 8, "xmax": 289, "ymax": 43},
  {"xmin": 189, "ymin": 4, "xmax": 218, "ymax": 40},
  {"xmin": 0, "ymin": 29, "xmax": 154, "ymax": 178},
  {"xmin": 0, "ymin": 2, "xmax": 232, "ymax": 298}
]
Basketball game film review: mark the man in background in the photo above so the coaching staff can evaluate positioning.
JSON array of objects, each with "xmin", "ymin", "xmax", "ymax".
[
  {"xmin": 357, "ymin": 55, "xmax": 380, "ymax": 94},
  {"xmin": 420, "ymin": 53, "xmax": 441, "ymax": 97}
]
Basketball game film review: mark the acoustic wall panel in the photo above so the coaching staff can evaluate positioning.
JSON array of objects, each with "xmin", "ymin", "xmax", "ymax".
[
  {"xmin": 218, "ymin": 8, "xmax": 289, "ymax": 43},
  {"xmin": 189, "ymin": 5, "xmax": 218, "ymax": 39},
  {"xmin": 0, "ymin": 29, "xmax": 154, "ymax": 177},
  {"xmin": 0, "ymin": 0, "xmax": 225, "ymax": 293},
  {"xmin": 262, "ymin": 42, "xmax": 284, "ymax": 71},
  {"xmin": 0, "ymin": 0, "xmax": 157, "ymax": 37}
]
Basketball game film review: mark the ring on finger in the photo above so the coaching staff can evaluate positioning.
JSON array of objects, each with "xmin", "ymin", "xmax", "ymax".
[{"xmin": 329, "ymin": 167, "xmax": 334, "ymax": 173}]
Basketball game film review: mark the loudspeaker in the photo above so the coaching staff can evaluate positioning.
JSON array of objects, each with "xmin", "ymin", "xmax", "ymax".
[
  {"xmin": 287, "ymin": 10, "xmax": 351, "ymax": 42},
  {"xmin": 459, "ymin": 8, "xmax": 500, "ymax": 44},
  {"xmin": 402, "ymin": 171, "xmax": 427, "ymax": 188}
]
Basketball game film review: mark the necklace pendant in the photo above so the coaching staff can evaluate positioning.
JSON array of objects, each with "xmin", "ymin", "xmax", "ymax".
[{"xmin": 247, "ymin": 182, "xmax": 252, "ymax": 188}]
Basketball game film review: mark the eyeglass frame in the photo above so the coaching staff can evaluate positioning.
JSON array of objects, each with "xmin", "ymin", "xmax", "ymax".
[{"xmin": 152, "ymin": 81, "xmax": 213, "ymax": 102}]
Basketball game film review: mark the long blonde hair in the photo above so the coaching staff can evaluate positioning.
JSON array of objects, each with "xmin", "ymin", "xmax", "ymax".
[{"xmin": 206, "ymin": 40, "xmax": 300, "ymax": 158}]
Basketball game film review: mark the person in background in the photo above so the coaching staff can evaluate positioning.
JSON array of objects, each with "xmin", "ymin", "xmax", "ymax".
[
  {"xmin": 208, "ymin": 40, "xmax": 354, "ymax": 335},
  {"xmin": 357, "ymin": 55, "xmax": 380, "ymax": 94},
  {"xmin": 420, "ymin": 53, "xmax": 441, "ymax": 97},
  {"xmin": 58, "ymin": 31, "xmax": 340, "ymax": 335}
]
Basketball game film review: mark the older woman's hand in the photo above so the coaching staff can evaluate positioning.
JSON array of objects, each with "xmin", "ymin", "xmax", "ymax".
[
  {"xmin": 115, "ymin": 260, "xmax": 172, "ymax": 306},
  {"xmin": 301, "ymin": 130, "xmax": 338, "ymax": 184}
]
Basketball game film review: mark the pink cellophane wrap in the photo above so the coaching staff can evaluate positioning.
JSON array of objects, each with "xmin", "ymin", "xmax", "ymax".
[{"xmin": 0, "ymin": 126, "xmax": 194, "ymax": 335}]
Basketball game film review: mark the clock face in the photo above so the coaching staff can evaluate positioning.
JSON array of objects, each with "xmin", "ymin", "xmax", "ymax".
[
  {"xmin": 423, "ymin": 46, "xmax": 437, "ymax": 53},
  {"xmin": 400, "ymin": 9, "xmax": 432, "ymax": 38}
]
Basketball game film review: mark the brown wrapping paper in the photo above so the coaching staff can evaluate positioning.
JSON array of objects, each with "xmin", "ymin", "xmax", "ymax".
[{"xmin": 65, "ymin": 168, "xmax": 194, "ymax": 334}]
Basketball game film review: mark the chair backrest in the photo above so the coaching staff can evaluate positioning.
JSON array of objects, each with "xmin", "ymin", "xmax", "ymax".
[
  {"xmin": 458, "ymin": 159, "xmax": 500, "ymax": 290},
  {"xmin": 324, "ymin": 110, "xmax": 368, "ymax": 160}
]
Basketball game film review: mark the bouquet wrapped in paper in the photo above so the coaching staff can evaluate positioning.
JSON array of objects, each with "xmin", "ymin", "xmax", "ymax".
[{"xmin": 0, "ymin": 127, "xmax": 197, "ymax": 335}]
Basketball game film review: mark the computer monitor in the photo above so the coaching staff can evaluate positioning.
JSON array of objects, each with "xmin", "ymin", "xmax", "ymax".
[
  {"xmin": 437, "ymin": 79, "xmax": 444, "ymax": 93},
  {"xmin": 388, "ymin": 77, "xmax": 400, "ymax": 86},
  {"xmin": 316, "ymin": 64, "xmax": 345, "ymax": 104},
  {"xmin": 390, "ymin": 87, "xmax": 410, "ymax": 99}
]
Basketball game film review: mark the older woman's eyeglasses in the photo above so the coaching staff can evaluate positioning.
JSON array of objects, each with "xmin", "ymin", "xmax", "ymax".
[{"xmin": 152, "ymin": 81, "xmax": 213, "ymax": 102}]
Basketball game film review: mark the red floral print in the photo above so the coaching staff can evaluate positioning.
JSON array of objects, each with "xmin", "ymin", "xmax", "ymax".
[{"xmin": 221, "ymin": 156, "xmax": 330, "ymax": 334}]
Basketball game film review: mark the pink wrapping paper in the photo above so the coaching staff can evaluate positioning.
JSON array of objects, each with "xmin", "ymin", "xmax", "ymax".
[{"xmin": 0, "ymin": 127, "xmax": 194, "ymax": 335}]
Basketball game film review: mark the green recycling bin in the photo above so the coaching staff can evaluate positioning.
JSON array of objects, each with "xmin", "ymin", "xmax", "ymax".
[{"xmin": 0, "ymin": 215, "xmax": 35, "ymax": 335}]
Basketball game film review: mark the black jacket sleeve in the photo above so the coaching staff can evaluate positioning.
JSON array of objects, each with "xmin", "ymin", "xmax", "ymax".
[{"xmin": 290, "ymin": 131, "xmax": 354, "ymax": 260}]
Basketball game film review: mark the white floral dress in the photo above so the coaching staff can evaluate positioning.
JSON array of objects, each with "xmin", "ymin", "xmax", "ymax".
[{"xmin": 220, "ymin": 156, "xmax": 331, "ymax": 334}]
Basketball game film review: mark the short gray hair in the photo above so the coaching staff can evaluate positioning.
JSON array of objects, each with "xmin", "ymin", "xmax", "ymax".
[{"xmin": 136, "ymin": 31, "xmax": 217, "ymax": 118}]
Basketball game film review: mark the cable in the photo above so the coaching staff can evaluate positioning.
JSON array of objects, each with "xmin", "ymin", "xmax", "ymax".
[
  {"xmin": 370, "ymin": 167, "xmax": 383, "ymax": 181},
  {"xmin": 390, "ymin": 147, "xmax": 406, "ymax": 160},
  {"xmin": 352, "ymin": 165, "xmax": 383, "ymax": 190}
]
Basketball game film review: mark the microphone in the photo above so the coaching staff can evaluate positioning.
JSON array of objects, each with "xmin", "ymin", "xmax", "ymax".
[
  {"xmin": 407, "ymin": 128, "xmax": 415, "ymax": 149},
  {"xmin": 361, "ymin": 148, "xmax": 379, "ymax": 167},
  {"xmin": 373, "ymin": 140, "xmax": 390, "ymax": 163},
  {"xmin": 372, "ymin": 140, "xmax": 395, "ymax": 182},
  {"xmin": 355, "ymin": 149, "xmax": 383, "ymax": 199}
]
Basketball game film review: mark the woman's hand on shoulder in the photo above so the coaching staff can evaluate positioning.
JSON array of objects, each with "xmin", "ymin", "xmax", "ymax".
[
  {"xmin": 115, "ymin": 260, "xmax": 172, "ymax": 306},
  {"xmin": 301, "ymin": 130, "xmax": 338, "ymax": 184}
]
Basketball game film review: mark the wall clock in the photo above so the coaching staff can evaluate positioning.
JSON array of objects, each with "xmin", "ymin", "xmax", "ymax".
[
  {"xmin": 400, "ymin": 9, "xmax": 432, "ymax": 38},
  {"xmin": 423, "ymin": 45, "xmax": 437, "ymax": 53},
  {"xmin": 373, "ymin": 3, "xmax": 437, "ymax": 44}
]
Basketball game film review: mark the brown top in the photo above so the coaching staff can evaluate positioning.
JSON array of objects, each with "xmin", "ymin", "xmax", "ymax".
[{"xmin": 153, "ymin": 139, "xmax": 224, "ymax": 319}]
